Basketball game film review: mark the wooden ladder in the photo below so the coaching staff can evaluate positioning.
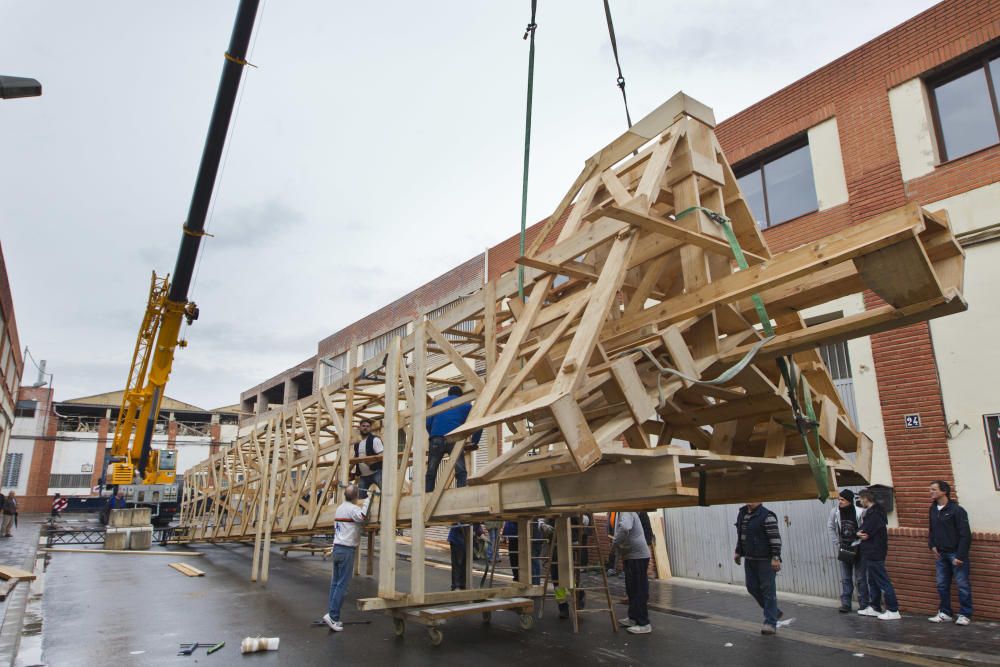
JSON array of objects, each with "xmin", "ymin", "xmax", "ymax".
[{"xmin": 539, "ymin": 515, "xmax": 618, "ymax": 633}]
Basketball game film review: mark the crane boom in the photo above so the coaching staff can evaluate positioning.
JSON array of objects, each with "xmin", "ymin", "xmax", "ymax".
[{"xmin": 107, "ymin": 0, "xmax": 261, "ymax": 492}]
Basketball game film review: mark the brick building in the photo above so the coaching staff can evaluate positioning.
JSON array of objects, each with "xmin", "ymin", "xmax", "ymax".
[
  {"xmin": 241, "ymin": 0, "xmax": 998, "ymax": 618},
  {"xmin": 0, "ymin": 243, "xmax": 25, "ymax": 484},
  {"xmin": 7, "ymin": 388, "xmax": 240, "ymax": 513}
]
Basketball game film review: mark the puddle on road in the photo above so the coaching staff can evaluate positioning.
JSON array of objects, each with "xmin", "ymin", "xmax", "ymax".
[{"xmin": 15, "ymin": 557, "xmax": 47, "ymax": 667}]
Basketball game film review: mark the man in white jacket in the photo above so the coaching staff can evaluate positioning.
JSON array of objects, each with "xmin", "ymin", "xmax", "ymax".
[{"xmin": 828, "ymin": 489, "xmax": 868, "ymax": 613}]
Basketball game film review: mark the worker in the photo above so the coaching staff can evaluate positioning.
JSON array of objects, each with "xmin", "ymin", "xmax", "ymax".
[
  {"xmin": 734, "ymin": 501, "xmax": 784, "ymax": 634},
  {"xmin": 448, "ymin": 523, "xmax": 467, "ymax": 590},
  {"xmin": 51, "ymin": 493, "xmax": 68, "ymax": 519},
  {"xmin": 353, "ymin": 418, "xmax": 383, "ymax": 499},
  {"xmin": 605, "ymin": 511, "xmax": 619, "ymax": 576},
  {"xmin": 612, "ymin": 511, "xmax": 651, "ymax": 634},
  {"xmin": 0, "ymin": 492, "xmax": 16, "ymax": 537},
  {"xmin": 322, "ymin": 484, "xmax": 372, "ymax": 632},
  {"xmin": 425, "ymin": 386, "xmax": 482, "ymax": 492}
]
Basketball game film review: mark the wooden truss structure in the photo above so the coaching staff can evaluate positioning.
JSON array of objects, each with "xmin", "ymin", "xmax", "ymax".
[{"xmin": 176, "ymin": 92, "xmax": 965, "ymax": 611}]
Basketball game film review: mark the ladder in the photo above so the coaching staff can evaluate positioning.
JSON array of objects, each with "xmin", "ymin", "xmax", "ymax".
[{"xmin": 539, "ymin": 515, "xmax": 617, "ymax": 633}]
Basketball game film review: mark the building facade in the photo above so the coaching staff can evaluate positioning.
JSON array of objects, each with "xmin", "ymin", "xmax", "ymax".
[
  {"xmin": 240, "ymin": 0, "xmax": 999, "ymax": 618},
  {"xmin": 6, "ymin": 388, "xmax": 239, "ymax": 512},
  {"xmin": 0, "ymin": 243, "xmax": 25, "ymax": 484}
]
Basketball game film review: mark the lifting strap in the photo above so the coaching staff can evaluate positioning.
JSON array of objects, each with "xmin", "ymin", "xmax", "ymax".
[
  {"xmin": 517, "ymin": 0, "xmax": 539, "ymax": 301},
  {"xmin": 602, "ymin": 0, "xmax": 633, "ymax": 128},
  {"xmin": 674, "ymin": 206, "xmax": 830, "ymax": 500}
]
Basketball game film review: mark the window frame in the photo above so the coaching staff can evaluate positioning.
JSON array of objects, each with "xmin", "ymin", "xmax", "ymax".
[
  {"xmin": 927, "ymin": 48, "xmax": 1000, "ymax": 162},
  {"xmin": 733, "ymin": 135, "xmax": 818, "ymax": 229}
]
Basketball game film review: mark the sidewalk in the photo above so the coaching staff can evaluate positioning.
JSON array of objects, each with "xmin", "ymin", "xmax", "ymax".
[
  {"xmin": 0, "ymin": 514, "xmax": 43, "ymax": 667},
  {"xmin": 396, "ymin": 537, "xmax": 999, "ymax": 666}
]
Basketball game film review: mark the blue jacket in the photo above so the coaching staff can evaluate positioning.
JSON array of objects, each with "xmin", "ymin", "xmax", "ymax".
[
  {"xmin": 426, "ymin": 395, "xmax": 482, "ymax": 445},
  {"xmin": 447, "ymin": 524, "xmax": 465, "ymax": 547}
]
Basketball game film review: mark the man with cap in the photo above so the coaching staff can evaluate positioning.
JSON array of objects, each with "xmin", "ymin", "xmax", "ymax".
[{"xmin": 828, "ymin": 488, "xmax": 868, "ymax": 613}]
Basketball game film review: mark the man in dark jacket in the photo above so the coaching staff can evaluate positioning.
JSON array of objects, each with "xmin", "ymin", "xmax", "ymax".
[
  {"xmin": 856, "ymin": 489, "xmax": 900, "ymax": 620},
  {"xmin": 733, "ymin": 503, "xmax": 783, "ymax": 635},
  {"xmin": 927, "ymin": 480, "xmax": 973, "ymax": 625},
  {"xmin": 425, "ymin": 386, "xmax": 482, "ymax": 491},
  {"xmin": 448, "ymin": 523, "xmax": 467, "ymax": 591}
]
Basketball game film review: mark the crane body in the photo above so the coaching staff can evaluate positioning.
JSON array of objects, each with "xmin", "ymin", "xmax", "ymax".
[{"xmin": 103, "ymin": 0, "xmax": 261, "ymax": 524}]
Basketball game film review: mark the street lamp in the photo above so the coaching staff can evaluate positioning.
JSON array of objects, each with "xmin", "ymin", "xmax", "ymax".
[{"xmin": 0, "ymin": 75, "xmax": 42, "ymax": 100}]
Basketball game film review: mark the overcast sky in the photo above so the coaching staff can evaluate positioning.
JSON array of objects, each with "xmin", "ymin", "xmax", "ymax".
[{"xmin": 1, "ymin": 0, "xmax": 940, "ymax": 410}]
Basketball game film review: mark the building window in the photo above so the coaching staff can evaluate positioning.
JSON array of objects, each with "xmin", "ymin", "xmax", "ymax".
[
  {"xmin": 48, "ymin": 473, "xmax": 93, "ymax": 489},
  {"xmin": 984, "ymin": 413, "xmax": 1000, "ymax": 490},
  {"xmin": 320, "ymin": 352, "xmax": 348, "ymax": 387},
  {"xmin": 929, "ymin": 54, "xmax": 1000, "ymax": 161},
  {"xmin": 14, "ymin": 400, "xmax": 36, "ymax": 418},
  {"xmin": 362, "ymin": 323, "xmax": 407, "ymax": 362},
  {"xmin": 736, "ymin": 140, "xmax": 818, "ymax": 228},
  {"xmin": 2, "ymin": 453, "xmax": 22, "ymax": 487}
]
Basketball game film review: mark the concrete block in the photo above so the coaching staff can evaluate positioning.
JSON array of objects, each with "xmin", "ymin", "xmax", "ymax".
[
  {"xmin": 108, "ymin": 509, "xmax": 132, "ymax": 528},
  {"xmin": 130, "ymin": 508, "xmax": 152, "ymax": 526},
  {"xmin": 128, "ymin": 526, "xmax": 152, "ymax": 551},
  {"xmin": 104, "ymin": 528, "xmax": 129, "ymax": 550}
]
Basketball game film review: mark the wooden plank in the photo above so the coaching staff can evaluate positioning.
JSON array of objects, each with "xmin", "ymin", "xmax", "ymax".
[
  {"xmin": 378, "ymin": 338, "xmax": 402, "ymax": 598},
  {"xmin": 854, "ymin": 232, "xmax": 943, "ymax": 308},
  {"xmin": 0, "ymin": 565, "xmax": 36, "ymax": 581},
  {"xmin": 601, "ymin": 204, "xmax": 766, "ymax": 264},
  {"xmin": 168, "ymin": 562, "xmax": 205, "ymax": 577},
  {"xmin": 606, "ymin": 203, "xmax": 926, "ymax": 339},
  {"xmin": 410, "ymin": 321, "xmax": 428, "ymax": 604},
  {"xmin": 358, "ymin": 584, "xmax": 543, "ymax": 612},
  {"xmin": 650, "ymin": 515, "xmax": 671, "ymax": 580},
  {"xmin": 550, "ymin": 394, "xmax": 604, "ymax": 472}
]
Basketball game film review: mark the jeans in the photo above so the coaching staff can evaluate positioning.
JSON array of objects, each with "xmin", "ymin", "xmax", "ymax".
[
  {"xmin": 624, "ymin": 558, "xmax": 650, "ymax": 626},
  {"xmin": 426, "ymin": 436, "xmax": 467, "ymax": 492},
  {"xmin": 450, "ymin": 542, "xmax": 467, "ymax": 590},
  {"xmin": 936, "ymin": 552, "xmax": 973, "ymax": 618},
  {"xmin": 508, "ymin": 536, "xmax": 520, "ymax": 581},
  {"xmin": 865, "ymin": 560, "xmax": 898, "ymax": 613},
  {"xmin": 486, "ymin": 527, "xmax": 498, "ymax": 562},
  {"xmin": 358, "ymin": 469, "xmax": 382, "ymax": 499},
  {"xmin": 744, "ymin": 559, "xmax": 780, "ymax": 627},
  {"xmin": 839, "ymin": 555, "xmax": 870, "ymax": 609},
  {"xmin": 327, "ymin": 545, "xmax": 356, "ymax": 621}
]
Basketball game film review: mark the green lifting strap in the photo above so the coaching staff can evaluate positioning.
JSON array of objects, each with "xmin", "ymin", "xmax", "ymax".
[
  {"xmin": 675, "ymin": 206, "xmax": 830, "ymax": 500},
  {"xmin": 517, "ymin": 0, "xmax": 539, "ymax": 302}
]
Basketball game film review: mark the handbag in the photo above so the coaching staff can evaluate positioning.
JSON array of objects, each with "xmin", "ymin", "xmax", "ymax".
[{"xmin": 837, "ymin": 545, "xmax": 858, "ymax": 563}]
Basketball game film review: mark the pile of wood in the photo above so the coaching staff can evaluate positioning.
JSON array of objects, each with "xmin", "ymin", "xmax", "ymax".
[{"xmin": 174, "ymin": 93, "xmax": 965, "ymax": 609}]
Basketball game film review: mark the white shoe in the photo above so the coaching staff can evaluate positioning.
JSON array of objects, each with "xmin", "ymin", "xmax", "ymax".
[
  {"xmin": 955, "ymin": 615, "xmax": 970, "ymax": 626},
  {"xmin": 322, "ymin": 613, "xmax": 343, "ymax": 631},
  {"xmin": 877, "ymin": 610, "xmax": 901, "ymax": 621},
  {"xmin": 618, "ymin": 618, "xmax": 637, "ymax": 627},
  {"xmin": 626, "ymin": 624, "xmax": 651, "ymax": 634},
  {"xmin": 857, "ymin": 606, "xmax": 880, "ymax": 617},
  {"xmin": 928, "ymin": 611, "xmax": 953, "ymax": 623}
]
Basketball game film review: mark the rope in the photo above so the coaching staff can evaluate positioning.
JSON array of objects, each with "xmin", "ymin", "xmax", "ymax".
[
  {"xmin": 517, "ymin": 0, "xmax": 538, "ymax": 302},
  {"xmin": 602, "ymin": 0, "xmax": 633, "ymax": 129},
  {"xmin": 672, "ymin": 206, "xmax": 829, "ymax": 500}
]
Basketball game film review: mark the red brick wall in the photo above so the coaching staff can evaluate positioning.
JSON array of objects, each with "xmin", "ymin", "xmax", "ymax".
[
  {"xmin": 888, "ymin": 528, "xmax": 1000, "ymax": 619},
  {"xmin": 23, "ymin": 389, "xmax": 57, "ymax": 513}
]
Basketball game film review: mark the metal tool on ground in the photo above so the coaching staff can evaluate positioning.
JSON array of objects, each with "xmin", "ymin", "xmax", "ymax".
[
  {"xmin": 311, "ymin": 619, "xmax": 371, "ymax": 627},
  {"xmin": 178, "ymin": 641, "xmax": 224, "ymax": 656}
]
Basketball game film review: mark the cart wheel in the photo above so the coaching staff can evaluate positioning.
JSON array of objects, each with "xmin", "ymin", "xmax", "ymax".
[
  {"xmin": 428, "ymin": 627, "xmax": 443, "ymax": 646},
  {"xmin": 393, "ymin": 618, "xmax": 405, "ymax": 637},
  {"xmin": 482, "ymin": 611, "xmax": 492, "ymax": 623},
  {"xmin": 519, "ymin": 613, "xmax": 534, "ymax": 630}
]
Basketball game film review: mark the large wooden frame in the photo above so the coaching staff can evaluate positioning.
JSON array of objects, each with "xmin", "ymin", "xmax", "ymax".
[{"xmin": 176, "ymin": 92, "xmax": 965, "ymax": 610}]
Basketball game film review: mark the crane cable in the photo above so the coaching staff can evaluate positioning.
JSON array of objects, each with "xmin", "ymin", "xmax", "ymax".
[
  {"xmin": 517, "ymin": 0, "xmax": 538, "ymax": 302},
  {"xmin": 602, "ymin": 0, "xmax": 634, "ymax": 129}
]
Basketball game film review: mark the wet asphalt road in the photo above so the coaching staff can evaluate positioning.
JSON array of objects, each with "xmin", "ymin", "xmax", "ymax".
[{"xmin": 36, "ymin": 540, "xmax": 907, "ymax": 666}]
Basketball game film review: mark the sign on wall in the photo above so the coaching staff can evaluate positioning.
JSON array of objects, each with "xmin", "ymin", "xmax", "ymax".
[
  {"xmin": 983, "ymin": 414, "xmax": 1000, "ymax": 490},
  {"xmin": 81, "ymin": 463, "xmax": 93, "ymax": 473},
  {"xmin": 904, "ymin": 413, "xmax": 921, "ymax": 429}
]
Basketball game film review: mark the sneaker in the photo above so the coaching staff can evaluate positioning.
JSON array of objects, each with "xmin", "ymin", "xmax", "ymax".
[
  {"xmin": 878, "ymin": 610, "xmax": 901, "ymax": 621},
  {"xmin": 838, "ymin": 605, "xmax": 851, "ymax": 614},
  {"xmin": 760, "ymin": 624, "xmax": 776, "ymax": 635},
  {"xmin": 618, "ymin": 618, "xmax": 637, "ymax": 627},
  {"xmin": 928, "ymin": 611, "xmax": 953, "ymax": 623},
  {"xmin": 955, "ymin": 615, "xmax": 971, "ymax": 626},
  {"xmin": 626, "ymin": 624, "xmax": 651, "ymax": 634},
  {"xmin": 321, "ymin": 613, "xmax": 342, "ymax": 631},
  {"xmin": 606, "ymin": 568, "xmax": 618, "ymax": 577},
  {"xmin": 857, "ymin": 607, "xmax": 880, "ymax": 617}
]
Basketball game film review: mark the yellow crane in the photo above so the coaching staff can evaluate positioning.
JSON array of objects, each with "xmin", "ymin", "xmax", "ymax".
[{"xmin": 103, "ymin": 0, "xmax": 260, "ymax": 524}]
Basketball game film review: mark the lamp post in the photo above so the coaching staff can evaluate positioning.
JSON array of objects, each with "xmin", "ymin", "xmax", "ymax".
[{"xmin": 0, "ymin": 76, "xmax": 42, "ymax": 99}]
